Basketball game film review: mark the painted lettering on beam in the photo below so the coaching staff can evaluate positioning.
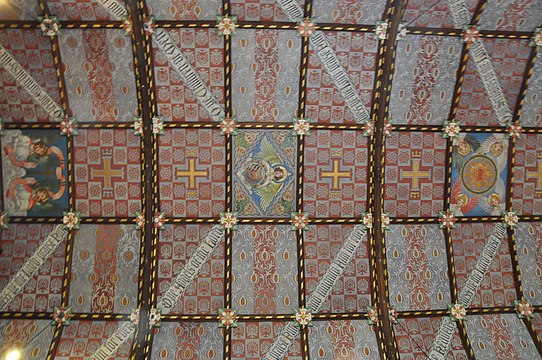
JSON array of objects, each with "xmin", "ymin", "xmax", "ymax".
[
  {"xmin": 88, "ymin": 322, "xmax": 135, "ymax": 360},
  {"xmin": 0, "ymin": 225, "xmax": 68, "ymax": 310},
  {"xmin": 94, "ymin": 0, "xmax": 127, "ymax": 19},
  {"xmin": 263, "ymin": 225, "xmax": 367, "ymax": 360},
  {"xmin": 0, "ymin": 45, "xmax": 65, "ymax": 120},
  {"xmin": 275, "ymin": 0, "xmax": 370, "ymax": 124},
  {"xmin": 153, "ymin": 29, "xmax": 225, "ymax": 122}
]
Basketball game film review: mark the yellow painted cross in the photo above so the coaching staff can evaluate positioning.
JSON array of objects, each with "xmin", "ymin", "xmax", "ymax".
[
  {"xmin": 176, "ymin": 158, "xmax": 208, "ymax": 190},
  {"xmin": 90, "ymin": 157, "xmax": 124, "ymax": 190},
  {"xmin": 401, "ymin": 159, "xmax": 430, "ymax": 190},
  {"xmin": 527, "ymin": 161, "xmax": 542, "ymax": 189},
  {"xmin": 320, "ymin": 159, "xmax": 352, "ymax": 190}
]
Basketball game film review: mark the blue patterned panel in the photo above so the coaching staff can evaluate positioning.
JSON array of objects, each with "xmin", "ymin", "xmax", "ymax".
[
  {"xmin": 390, "ymin": 35, "xmax": 462, "ymax": 125},
  {"xmin": 152, "ymin": 322, "xmax": 223, "ymax": 359},
  {"xmin": 386, "ymin": 225, "xmax": 451, "ymax": 311},
  {"xmin": 514, "ymin": 223, "xmax": 542, "ymax": 305},
  {"xmin": 308, "ymin": 320, "xmax": 380, "ymax": 359},
  {"xmin": 466, "ymin": 314, "xmax": 541, "ymax": 360}
]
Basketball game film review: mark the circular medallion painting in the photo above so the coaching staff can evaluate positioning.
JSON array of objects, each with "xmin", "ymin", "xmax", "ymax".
[{"xmin": 461, "ymin": 155, "xmax": 497, "ymax": 194}]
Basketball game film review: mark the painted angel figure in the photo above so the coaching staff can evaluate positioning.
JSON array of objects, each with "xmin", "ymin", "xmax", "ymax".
[
  {"xmin": 238, "ymin": 136, "xmax": 291, "ymax": 212},
  {"xmin": 450, "ymin": 180, "xmax": 479, "ymax": 216},
  {"xmin": 476, "ymin": 133, "xmax": 508, "ymax": 172}
]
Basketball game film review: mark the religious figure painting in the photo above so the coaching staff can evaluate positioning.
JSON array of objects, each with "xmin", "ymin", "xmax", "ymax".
[
  {"xmin": 2, "ymin": 129, "xmax": 69, "ymax": 217},
  {"xmin": 450, "ymin": 133, "xmax": 508, "ymax": 216},
  {"xmin": 233, "ymin": 131, "xmax": 296, "ymax": 216}
]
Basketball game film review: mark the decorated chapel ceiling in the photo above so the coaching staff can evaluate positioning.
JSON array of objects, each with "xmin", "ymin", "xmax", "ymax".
[{"xmin": 0, "ymin": 0, "xmax": 542, "ymax": 359}]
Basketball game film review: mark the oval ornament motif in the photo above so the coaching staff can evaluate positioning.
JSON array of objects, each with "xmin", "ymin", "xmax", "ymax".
[{"xmin": 461, "ymin": 155, "xmax": 497, "ymax": 194}]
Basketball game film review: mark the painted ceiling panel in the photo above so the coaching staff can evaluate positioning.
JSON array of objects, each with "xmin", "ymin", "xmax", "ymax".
[
  {"xmin": 0, "ymin": 0, "xmax": 541, "ymax": 359},
  {"xmin": 390, "ymin": 35, "xmax": 462, "ymax": 125},
  {"xmin": 394, "ymin": 317, "xmax": 468, "ymax": 359},
  {"xmin": 0, "ymin": 29, "xmax": 61, "ymax": 123}
]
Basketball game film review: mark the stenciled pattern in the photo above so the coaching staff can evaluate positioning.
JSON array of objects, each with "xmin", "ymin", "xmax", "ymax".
[
  {"xmin": 452, "ymin": 223, "xmax": 516, "ymax": 308},
  {"xmin": 47, "ymin": 0, "xmax": 119, "ymax": 21},
  {"xmin": 465, "ymin": 314, "xmax": 540, "ymax": 359},
  {"xmin": 147, "ymin": 0, "xmax": 221, "ymax": 20},
  {"xmin": 69, "ymin": 225, "xmax": 139, "ymax": 314},
  {"xmin": 74, "ymin": 129, "xmax": 141, "ymax": 217},
  {"xmin": 395, "ymin": 317, "xmax": 468, "ymax": 359},
  {"xmin": 305, "ymin": 225, "xmax": 371, "ymax": 313},
  {"xmin": 231, "ymin": 0, "xmax": 301, "ymax": 22},
  {"xmin": 513, "ymin": 134, "xmax": 542, "ymax": 215},
  {"xmin": 479, "ymin": 0, "xmax": 542, "ymax": 32},
  {"xmin": 385, "ymin": 132, "xmax": 447, "ymax": 218},
  {"xmin": 304, "ymin": 130, "xmax": 368, "ymax": 218},
  {"xmin": 0, "ymin": 29, "xmax": 61, "ymax": 123},
  {"xmin": 390, "ymin": 35, "xmax": 462, "ymax": 125},
  {"xmin": 159, "ymin": 128, "xmax": 225, "ymax": 218},
  {"xmin": 232, "ymin": 225, "xmax": 298, "ymax": 314},
  {"xmin": 232, "ymin": 29, "xmax": 300, "ymax": 123},
  {"xmin": 312, "ymin": 0, "xmax": 384, "ymax": 25},
  {"xmin": 154, "ymin": 29, "xmax": 224, "ymax": 122},
  {"xmin": 514, "ymin": 223, "xmax": 542, "ymax": 305},
  {"xmin": 308, "ymin": 320, "xmax": 380, "ymax": 359},
  {"xmin": 520, "ymin": 51, "xmax": 542, "ymax": 127},
  {"xmin": 157, "ymin": 225, "xmax": 224, "ymax": 314},
  {"xmin": 0, "ymin": 224, "xmax": 64, "ymax": 312},
  {"xmin": 232, "ymin": 322, "xmax": 302, "ymax": 359},
  {"xmin": 56, "ymin": 320, "xmax": 133, "ymax": 359},
  {"xmin": 59, "ymin": 29, "xmax": 137, "ymax": 122},
  {"xmin": 386, "ymin": 225, "xmax": 451, "ymax": 312},
  {"xmin": 306, "ymin": 31, "xmax": 377, "ymax": 124},
  {"xmin": 0, "ymin": 320, "xmax": 55, "ymax": 359},
  {"xmin": 152, "ymin": 322, "xmax": 224, "ymax": 359}
]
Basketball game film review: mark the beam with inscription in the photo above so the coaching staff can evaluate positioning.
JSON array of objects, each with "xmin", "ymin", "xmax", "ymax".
[
  {"xmin": 276, "ymin": 0, "xmax": 371, "ymax": 124},
  {"xmin": 0, "ymin": 225, "xmax": 68, "ymax": 310},
  {"xmin": 263, "ymin": 225, "xmax": 367, "ymax": 360},
  {"xmin": 88, "ymin": 226, "xmax": 224, "ymax": 359},
  {"xmin": 152, "ymin": 29, "xmax": 225, "ymax": 122},
  {"xmin": 87, "ymin": 322, "xmax": 135, "ymax": 360},
  {"xmin": 95, "ymin": 0, "xmax": 225, "ymax": 122},
  {"xmin": 93, "ymin": 0, "xmax": 128, "ymax": 19},
  {"xmin": 428, "ymin": 223, "xmax": 507, "ymax": 359},
  {"xmin": 445, "ymin": 0, "xmax": 513, "ymax": 125},
  {"xmin": 0, "ymin": 44, "xmax": 65, "ymax": 120}
]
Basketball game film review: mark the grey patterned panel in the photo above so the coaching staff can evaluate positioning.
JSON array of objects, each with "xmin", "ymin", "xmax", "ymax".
[
  {"xmin": 479, "ymin": 0, "xmax": 542, "ymax": 32},
  {"xmin": 69, "ymin": 225, "xmax": 139, "ymax": 314},
  {"xmin": 147, "ymin": 0, "xmax": 221, "ymax": 20},
  {"xmin": 232, "ymin": 225, "xmax": 298, "ymax": 314},
  {"xmin": 151, "ymin": 322, "xmax": 223, "ymax": 359},
  {"xmin": 386, "ymin": 225, "xmax": 451, "ymax": 311},
  {"xmin": 514, "ymin": 223, "xmax": 542, "ymax": 305},
  {"xmin": 0, "ymin": 320, "xmax": 54, "ymax": 359},
  {"xmin": 520, "ymin": 51, "xmax": 542, "ymax": 127},
  {"xmin": 232, "ymin": 29, "xmax": 300, "ymax": 122},
  {"xmin": 390, "ymin": 35, "xmax": 462, "ymax": 125},
  {"xmin": 466, "ymin": 314, "xmax": 541, "ymax": 360},
  {"xmin": 312, "ymin": 0, "xmax": 385, "ymax": 25},
  {"xmin": 309, "ymin": 320, "xmax": 380, "ymax": 359},
  {"xmin": 58, "ymin": 29, "xmax": 137, "ymax": 122}
]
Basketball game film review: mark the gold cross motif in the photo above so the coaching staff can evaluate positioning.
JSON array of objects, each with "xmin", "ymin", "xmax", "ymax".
[
  {"xmin": 527, "ymin": 161, "xmax": 542, "ymax": 190},
  {"xmin": 176, "ymin": 158, "xmax": 208, "ymax": 190},
  {"xmin": 401, "ymin": 159, "xmax": 430, "ymax": 190},
  {"xmin": 320, "ymin": 159, "xmax": 352, "ymax": 190},
  {"xmin": 90, "ymin": 157, "xmax": 124, "ymax": 190}
]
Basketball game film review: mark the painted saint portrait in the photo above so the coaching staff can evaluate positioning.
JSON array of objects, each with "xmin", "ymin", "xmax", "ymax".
[{"xmin": 2, "ymin": 130, "xmax": 69, "ymax": 217}]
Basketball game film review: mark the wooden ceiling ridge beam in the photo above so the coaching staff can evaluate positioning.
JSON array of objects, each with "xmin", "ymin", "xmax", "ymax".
[
  {"xmin": 122, "ymin": 0, "xmax": 159, "ymax": 358},
  {"xmin": 371, "ymin": 1, "xmax": 406, "ymax": 359}
]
